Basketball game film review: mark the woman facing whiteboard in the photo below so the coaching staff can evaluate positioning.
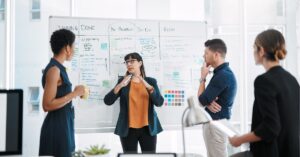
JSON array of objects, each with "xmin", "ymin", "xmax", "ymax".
[
  {"xmin": 39, "ymin": 29, "xmax": 86, "ymax": 157},
  {"xmin": 229, "ymin": 29, "xmax": 300, "ymax": 157},
  {"xmin": 104, "ymin": 52, "xmax": 164, "ymax": 153}
]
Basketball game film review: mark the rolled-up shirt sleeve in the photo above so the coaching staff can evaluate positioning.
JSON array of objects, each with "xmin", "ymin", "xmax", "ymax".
[{"xmin": 198, "ymin": 74, "xmax": 227, "ymax": 106}]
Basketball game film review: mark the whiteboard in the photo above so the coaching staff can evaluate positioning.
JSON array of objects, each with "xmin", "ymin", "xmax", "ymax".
[{"xmin": 49, "ymin": 16, "xmax": 207, "ymax": 133}]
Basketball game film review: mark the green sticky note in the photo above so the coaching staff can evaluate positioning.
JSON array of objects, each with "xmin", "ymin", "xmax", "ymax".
[
  {"xmin": 173, "ymin": 72, "xmax": 180, "ymax": 78},
  {"xmin": 102, "ymin": 80, "xmax": 110, "ymax": 88}
]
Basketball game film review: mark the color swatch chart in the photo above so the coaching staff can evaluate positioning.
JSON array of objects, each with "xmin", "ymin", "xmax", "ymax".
[{"xmin": 163, "ymin": 90, "xmax": 185, "ymax": 106}]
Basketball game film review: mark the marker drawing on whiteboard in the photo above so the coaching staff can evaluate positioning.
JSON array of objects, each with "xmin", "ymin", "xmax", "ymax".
[{"xmin": 105, "ymin": 58, "xmax": 108, "ymax": 71}]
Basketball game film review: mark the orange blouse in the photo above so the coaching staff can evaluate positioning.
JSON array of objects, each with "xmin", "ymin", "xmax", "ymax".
[{"xmin": 128, "ymin": 81, "xmax": 149, "ymax": 128}]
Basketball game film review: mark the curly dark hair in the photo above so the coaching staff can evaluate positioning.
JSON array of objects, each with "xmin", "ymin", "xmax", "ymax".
[{"xmin": 50, "ymin": 29, "xmax": 75, "ymax": 55}]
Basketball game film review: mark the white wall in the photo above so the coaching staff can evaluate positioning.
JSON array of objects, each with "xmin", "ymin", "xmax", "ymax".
[
  {"xmin": 15, "ymin": 0, "xmax": 70, "ymax": 156},
  {"xmin": 297, "ymin": 0, "xmax": 300, "ymax": 79},
  {"xmin": 247, "ymin": 0, "xmax": 285, "ymax": 24},
  {"xmin": 170, "ymin": 0, "xmax": 205, "ymax": 21},
  {"xmin": 136, "ymin": 0, "xmax": 205, "ymax": 21},
  {"xmin": 136, "ymin": 0, "xmax": 170, "ymax": 20},
  {"xmin": 75, "ymin": 0, "xmax": 136, "ymax": 18},
  {"xmin": 0, "ymin": 18, "xmax": 5, "ymax": 88},
  {"xmin": 285, "ymin": 0, "xmax": 299, "ymax": 81},
  {"xmin": 207, "ymin": 0, "xmax": 240, "ymax": 25}
]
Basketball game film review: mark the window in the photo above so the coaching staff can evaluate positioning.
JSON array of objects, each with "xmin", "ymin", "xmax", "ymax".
[
  {"xmin": 0, "ymin": 0, "xmax": 4, "ymax": 21},
  {"xmin": 31, "ymin": 0, "xmax": 40, "ymax": 20},
  {"xmin": 276, "ymin": 0, "xmax": 284, "ymax": 16},
  {"xmin": 76, "ymin": 0, "xmax": 136, "ymax": 18}
]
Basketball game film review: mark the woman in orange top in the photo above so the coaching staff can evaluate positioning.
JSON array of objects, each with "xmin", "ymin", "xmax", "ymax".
[{"xmin": 104, "ymin": 52, "xmax": 164, "ymax": 153}]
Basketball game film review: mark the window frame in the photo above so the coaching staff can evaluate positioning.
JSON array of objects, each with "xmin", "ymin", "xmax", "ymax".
[
  {"xmin": 30, "ymin": 0, "xmax": 41, "ymax": 20},
  {"xmin": 0, "ymin": 0, "xmax": 5, "ymax": 21}
]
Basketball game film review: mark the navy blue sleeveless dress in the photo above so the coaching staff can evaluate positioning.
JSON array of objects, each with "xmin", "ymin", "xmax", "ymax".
[{"xmin": 39, "ymin": 58, "xmax": 75, "ymax": 157}]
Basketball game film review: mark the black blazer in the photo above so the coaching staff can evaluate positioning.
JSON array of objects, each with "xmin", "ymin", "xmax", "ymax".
[
  {"xmin": 104, "ymin": 77, "xmax": 164, "ymax": 137},
  {"xmin": 250, "ymin": 66, "xmax": 300, "ymax": 157}
]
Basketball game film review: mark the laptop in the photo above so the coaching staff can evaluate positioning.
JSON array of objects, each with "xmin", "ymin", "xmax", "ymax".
[{"xmin": 118, "ymin": 153, "xmax": 176, "ymax": 157}]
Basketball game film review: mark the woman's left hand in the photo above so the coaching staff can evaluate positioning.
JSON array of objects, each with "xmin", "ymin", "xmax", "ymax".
[{"xmin": 136, "ymin": 76, "xmax": 154, "ymax": 92}]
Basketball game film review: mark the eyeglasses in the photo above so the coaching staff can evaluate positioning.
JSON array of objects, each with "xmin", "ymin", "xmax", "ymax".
[{"xmin": 124, "ymin": 59, "xmax": 138, "ymax": 65}]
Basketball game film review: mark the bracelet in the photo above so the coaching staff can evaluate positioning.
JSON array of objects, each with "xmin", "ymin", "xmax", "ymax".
[{"xmin": 199, "ymin": 78, "xmax": 206, "ymax": 83}]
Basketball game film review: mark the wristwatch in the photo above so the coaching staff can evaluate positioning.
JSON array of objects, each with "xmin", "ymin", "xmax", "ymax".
[{"xmin": 199, "ymin": 78, "xmax": 206, "ymax": 83}]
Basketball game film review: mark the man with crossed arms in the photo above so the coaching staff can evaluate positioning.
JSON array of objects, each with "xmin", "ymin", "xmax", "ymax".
[{"xmin": 198, "ymin": 39, "xmax": 237, "ymax": 157}]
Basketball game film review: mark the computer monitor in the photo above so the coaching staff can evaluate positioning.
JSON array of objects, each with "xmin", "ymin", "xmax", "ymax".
[
  {"xmin": 0, "ymin": 89, "xmax": 23, "ymax": 155},
  {"xmin": 118, "ymin": 153, "xmax": 176, "ymax": 157}
]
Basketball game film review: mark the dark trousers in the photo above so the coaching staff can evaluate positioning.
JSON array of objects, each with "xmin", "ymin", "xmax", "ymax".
[
  {"xmin": 230, "ymin": 151, "xmax": 253, "ymax": 157},
  {"xmin": 120, "ymin": 126, "xmax": 157, "ymax": 153}
]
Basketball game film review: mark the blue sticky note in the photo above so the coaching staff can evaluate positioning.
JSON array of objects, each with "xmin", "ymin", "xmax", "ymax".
[{"xmin": 101, "ymin": 43, "xmax": 108, "ymax": 50}]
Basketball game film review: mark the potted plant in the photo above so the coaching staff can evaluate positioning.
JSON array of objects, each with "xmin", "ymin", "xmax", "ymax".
[
  {"xmin": 72, "ymin": 150, "xmax": 85, "ymax": 157},
  {"xmin": 83, "ymin": 144, "xmax": 110, "ymax": 157}
]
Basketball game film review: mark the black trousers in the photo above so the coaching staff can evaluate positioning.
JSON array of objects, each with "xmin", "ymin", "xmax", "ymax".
[
  {"xmin": 120, "ymin": 126, "xmax": 157, "ymax": 153},
  {"xmin": 230, "ymin": 151, "xmax": 253, "ymax": 157}
]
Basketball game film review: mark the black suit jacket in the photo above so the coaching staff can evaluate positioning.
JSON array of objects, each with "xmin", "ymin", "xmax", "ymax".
[{"xmin": 250, "ymin": 66, "xmax": 300, "ymax": 157}]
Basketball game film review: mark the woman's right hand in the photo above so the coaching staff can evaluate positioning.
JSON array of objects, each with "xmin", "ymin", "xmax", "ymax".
[
  {"xmin": 114, "ymin": 74, "xmax": 132, "ymax": 94},
  {"xmin": 119, "ymin": 74, "xmax": 132, "ymax": 87},
  {"xmin": 74, "ymin": 85, "xmax": 85, "ymax": 97}
]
